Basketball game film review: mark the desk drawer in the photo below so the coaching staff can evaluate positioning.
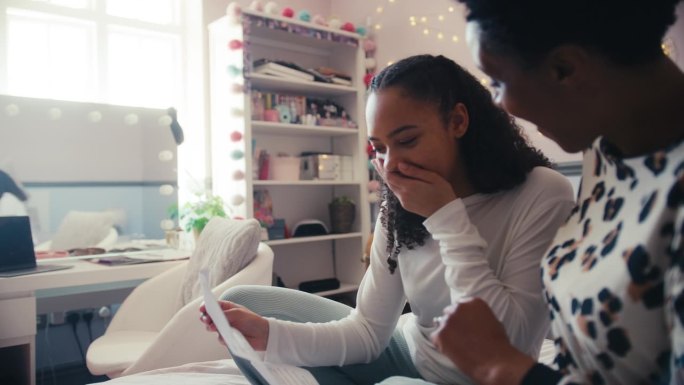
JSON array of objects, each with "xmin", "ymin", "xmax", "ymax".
[{"xmin": 0, "ymin": 297, "xmax": 36, "ymax": 339}]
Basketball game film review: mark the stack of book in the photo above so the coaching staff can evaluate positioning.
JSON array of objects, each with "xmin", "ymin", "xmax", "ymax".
[
  {"xmin": 310, "ymin": 66, "xmax": 353, "ymax": 86},
  {"xmin": 253, "ymin": 59, "xmax": 314, "ymax": 82},
  {"xmin": 252, "ymin": 59, "xmax": 353, "ymax": 86}
]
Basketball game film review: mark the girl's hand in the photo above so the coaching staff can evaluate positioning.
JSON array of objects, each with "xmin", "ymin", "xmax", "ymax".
[
  {"xmin": 431, "ymin": 298, "xmax": 535, "ymax": 385},
  {"xmin": 372, "ymin": 159, "xmax": 456, "ymax": 218},
  {"xmin": 199, "ymin": 301, "xmax": 270, "ymax": 351}
]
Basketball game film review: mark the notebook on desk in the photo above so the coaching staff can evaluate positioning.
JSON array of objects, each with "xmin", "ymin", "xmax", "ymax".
[{"xmin": 0, "ymin": 216, "xmax": 73, "ymax": 277}]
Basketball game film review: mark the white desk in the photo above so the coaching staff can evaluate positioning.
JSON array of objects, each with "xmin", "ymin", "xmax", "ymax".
[{"xmin": 0, "ymin": 258, "xmax": 185, "ymax": 385}]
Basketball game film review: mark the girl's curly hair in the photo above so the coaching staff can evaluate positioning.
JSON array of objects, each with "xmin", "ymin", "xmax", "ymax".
[{"xmin": 369, "ymin": 54, "xmax": 552, "ymax": 273}]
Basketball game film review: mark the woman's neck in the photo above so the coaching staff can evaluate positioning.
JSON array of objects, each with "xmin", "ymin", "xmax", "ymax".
[{"xmin": 602, "ymin": 57, "xmax": 684, "ymax": 157}]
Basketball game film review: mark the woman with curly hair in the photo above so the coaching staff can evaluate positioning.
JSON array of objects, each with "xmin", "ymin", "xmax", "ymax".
[
  {"xmin": 425, "ymin": 1, "xmax": 684, "ymax": 385},
  {"xmin": 200, "ymin": 54, "xmax": 574, "ymax": 385}
]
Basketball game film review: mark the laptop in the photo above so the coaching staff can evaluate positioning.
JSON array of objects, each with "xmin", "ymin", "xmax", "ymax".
[{"xmin": 0, "ymin": 216, "xmax": 73, "ymax": 277}]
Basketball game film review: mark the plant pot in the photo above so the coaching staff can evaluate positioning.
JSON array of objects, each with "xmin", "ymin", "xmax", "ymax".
[{"xmin": 329, "ymin": 203, "xmax": 355, "ymax": 234}]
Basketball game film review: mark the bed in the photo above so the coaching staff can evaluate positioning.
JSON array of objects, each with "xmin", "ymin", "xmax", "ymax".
[{"xmin": 94, "ymin": 339, "xmax": 557, "ymax": 385}]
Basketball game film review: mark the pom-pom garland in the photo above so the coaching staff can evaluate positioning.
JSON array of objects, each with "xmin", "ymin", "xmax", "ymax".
[
  {"xmin": 298, "ymin": 10, "xmax": 311, "ymax": 22},
  {"xmin": 264, "ymin": 1, "xmax": 278, "ymax": 14},
  {"xmin": 281, "ymin": 7, "xmax": 294, "ymax": 17},
  {"xmin": 228, "ymin": 39, "xmax": 243, "ymax": 50}
]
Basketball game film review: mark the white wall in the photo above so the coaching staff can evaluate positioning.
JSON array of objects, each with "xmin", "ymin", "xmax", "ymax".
[{"xmin": 668, "ymin": 2, "xmax": 684, "ymax": 71}]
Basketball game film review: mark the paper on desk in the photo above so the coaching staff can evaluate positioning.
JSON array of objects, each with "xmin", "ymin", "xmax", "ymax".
[
  {"xmin": 126, "ymin": 248, "xmax": 190, "ymax": 261},
  {"xmin": 198, "ymin": 270, "xmax": 319, "ymax": 385}
]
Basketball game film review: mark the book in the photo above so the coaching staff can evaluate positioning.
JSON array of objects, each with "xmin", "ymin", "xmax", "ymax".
[
  {"xmin": 253, "ymin": 59, "xmax": 315, "ymax": 82},
  {"xmin": 307, "ymin": 67, "xmax": 353, "ymax": 86},
  {"xmin": 329, "ymin": 76, "xmax": 352, "ymax": 86},
  {"xmin": 199, "ymin": 270, "xmax": 319, "ymax": 385}
]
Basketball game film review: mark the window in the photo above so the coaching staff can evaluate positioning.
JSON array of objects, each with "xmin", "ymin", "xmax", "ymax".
[{"xmin": 0, "ymin": 0, "xmax": 185, "ymax": 109}]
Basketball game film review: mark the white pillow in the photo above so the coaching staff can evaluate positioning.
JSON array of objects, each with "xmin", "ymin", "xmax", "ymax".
[
  {"xmin": 180, "ymin": 217, "xmax": 261, "ymax": 305},
  {"xmin": 51, "ymin": 211, "xmax": 115, "ymax": 251}
]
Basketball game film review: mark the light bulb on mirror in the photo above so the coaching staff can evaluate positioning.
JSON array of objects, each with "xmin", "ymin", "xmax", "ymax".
[
  {"xmin": 159, "ymin": 184, "xmax": 175, "ymax": 196},
  {"xmin": 48, "ymin": 107, "xmax": 62, "ymax": 120},
  {"xmin": 88, "ymin": 111, "xmax": 102, "ymax": 123},
  {"xmin": 158, "ymin": 150, "xmax": 174, "ymax": 162}
]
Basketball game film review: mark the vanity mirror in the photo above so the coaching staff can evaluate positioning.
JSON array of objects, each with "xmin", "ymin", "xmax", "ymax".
[{"xmin": 0, "ymin": 94, "xmax": 180, "ymax": 244}]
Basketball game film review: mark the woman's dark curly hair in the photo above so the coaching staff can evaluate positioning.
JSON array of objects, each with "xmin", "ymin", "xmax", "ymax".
[
  {"xmin": 369, "ymin": 54, "xmax": 551, "ymax": 273},
  {"xmin": 457, "ymin": 0, "xmax": 682, "ymax": 67}
]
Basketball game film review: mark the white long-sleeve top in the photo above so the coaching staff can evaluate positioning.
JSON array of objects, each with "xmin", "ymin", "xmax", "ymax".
[{"xmin": 264, "ymin": 167, "xmax": 575, "ymax": 384}]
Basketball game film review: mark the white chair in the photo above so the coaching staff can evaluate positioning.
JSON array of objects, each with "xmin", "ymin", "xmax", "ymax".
[
  {"xmin": 86, "ymin": 242, "xmax": 274, "ymax": 378},
  {"xmin": 35, "ymin": 227, "xmax": 118, "ymax": 251},
  {"xmin": 35, "ymin": 210, "xmax": 119, "ymax": 251}
]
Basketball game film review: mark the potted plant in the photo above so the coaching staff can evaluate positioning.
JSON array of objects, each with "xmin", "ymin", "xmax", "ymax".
[
  {"xmin": 179, "ymin": 194, "xmax": 229, "ymax": 238},
  {"xmin": 329, "ymin": 196, "xmax": 355, "ymax": 234}
]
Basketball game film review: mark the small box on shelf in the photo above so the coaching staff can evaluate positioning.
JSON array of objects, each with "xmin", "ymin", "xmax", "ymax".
[{"xmin": 300, "ymin": 154, "xmax": 353, "ymax": 181}]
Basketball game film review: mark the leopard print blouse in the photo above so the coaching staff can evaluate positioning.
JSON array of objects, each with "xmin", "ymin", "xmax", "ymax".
[{"xmin": 530, "ymin": 137, "xmax": 684, "ymax": 385}]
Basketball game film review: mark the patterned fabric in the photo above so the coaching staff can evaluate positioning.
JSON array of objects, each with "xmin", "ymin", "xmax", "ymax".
[{"xmin": 539, "ymin": 137, "xmax": 684, "ymax": 384}]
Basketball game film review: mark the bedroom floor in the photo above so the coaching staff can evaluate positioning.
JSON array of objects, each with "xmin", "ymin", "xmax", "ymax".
[{"xmin": 36, "ymin": 362, "xmax": 108, "ymax": 385}]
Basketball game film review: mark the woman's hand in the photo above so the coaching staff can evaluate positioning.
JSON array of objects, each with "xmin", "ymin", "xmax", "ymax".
[
  {"xmin": 372, "ymin": 159, "xmax": 456, "ymax": 218},
  {"xmin": 431, "ymin": 298, "xmax": 535, "ymax": 385},
  {"xmin": 199, "ymin": 301, "xmax": 270, "ymax": 351}
]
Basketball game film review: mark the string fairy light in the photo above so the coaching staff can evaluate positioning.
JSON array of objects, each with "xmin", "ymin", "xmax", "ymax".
[{"xmin": 372, "ymin": 0, "xmax": 464, "ymax": 65}]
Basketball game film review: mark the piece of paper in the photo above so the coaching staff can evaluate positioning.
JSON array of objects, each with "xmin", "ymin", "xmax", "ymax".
[{"xmin": 198, "ymin": 269, "xmax": 319, "ymax": 385}]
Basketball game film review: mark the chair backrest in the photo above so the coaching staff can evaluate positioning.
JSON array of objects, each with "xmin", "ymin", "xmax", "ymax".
[
  {"xmin": 179, "ymin": 217, "xmax": 262, "ymax": 305},
  {"xmin": 51, "ymin": 210, "xmax": 117, "ymax": 250}
]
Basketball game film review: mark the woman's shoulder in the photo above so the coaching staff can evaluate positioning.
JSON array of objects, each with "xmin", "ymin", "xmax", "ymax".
[{"xmin": 522, "ymin": 166, "xmax": 575, "ymax": 199}]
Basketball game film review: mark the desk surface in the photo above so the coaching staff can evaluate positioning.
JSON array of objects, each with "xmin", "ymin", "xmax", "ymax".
[{"xmin": 0, "ymin": 258, "xmax": 186, "ymax": 294}]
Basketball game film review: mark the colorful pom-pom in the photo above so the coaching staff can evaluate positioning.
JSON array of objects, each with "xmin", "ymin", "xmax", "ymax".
[
  {"xmin": 312, "ymin": 14, "xmax": 327, "ymax": 26},
  {"xmin": 230, "ymin": 131, "xmax": 243, "ymax": 142},
  {"xmin": 233, "ymin": 170, "xmax": 245, "ymax": 181},
  {"xmin": 231, "ymin": 149, "xmax": 244, "ymax": 160},
  {"xmin": 264, "ymin": 1, "xmax": 278, "ymax": 14},
  {"xmin": 368, "ymin": 180, "xmax": 381, "ymax": 193},
  {"xmin": 298, "ymin": 10, "xmax": 311, "ymax": 22},
  {"xmin": 281, "ymin": 7, "xmax": 294, "ymax": 17},
  {"xmin": 356, "ymin": 26, "xmax": 367, "ymax": 36},
  {"xmin": 328, "ymin": 18, "xmax": 342, "ymax": 30},
  {"xmin": 363, "ymin": 72, "xmax": 374, "ymax": 87},
  {"xmin": 226, "ymin": 2, "xmax": 242, "ymax": 22},
  {"xmin": 231, "ymin": 194, "xmax": 245, "ymax": 206},
  {"xmin": 248, "ymin": 0, "xmax": 264, "ymax": 12},
  {"xmin": 341, "ymin": 22, "xmax": 355, "ymax": 32},
  {"xmin": 228, "ymin": 39, "xmax": 243, "ymax": 50},
  {"xmin": 362, "ymin": 39, "xmax": 377, "ymax": 53},
  {"xmin": 365, "ymin": 58, "xmax": 377, "ymax": 70},
  {"xmin": 227, "ymin": 64, "xmax": 242, "ymax": 77},
  {"xmin": 231, "ymin": 83, "xmax": 245, "ymax": 93}
]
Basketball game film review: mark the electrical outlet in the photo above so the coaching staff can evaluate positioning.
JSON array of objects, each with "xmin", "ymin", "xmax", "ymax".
[
  {"xmin": 36, "ymin": 314, "xmax": 48, "ymax": 329},
  {"xmin": 66, "ymin": 311, "xmax": 81, "ymax": 325},
  {"xmin": 49, "ymin": 311, "xmax": 65, "ymax": 325}
]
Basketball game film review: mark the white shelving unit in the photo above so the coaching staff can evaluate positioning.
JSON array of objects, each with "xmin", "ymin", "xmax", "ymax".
[{"xmin": 209, "ymin": 11, "xmax": 370, "ymax": 298}]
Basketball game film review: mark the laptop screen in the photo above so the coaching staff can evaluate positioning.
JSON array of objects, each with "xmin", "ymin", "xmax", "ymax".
[{"xmin": 0, "ymin": 216, "xmax": 37, "ymax": 272}]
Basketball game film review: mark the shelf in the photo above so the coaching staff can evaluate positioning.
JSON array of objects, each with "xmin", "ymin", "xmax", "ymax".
[
  {"xmin": 247, "ymin": 73, "xmax": 358, "ymax": 96},
  {"xmin": 312, "ymin": 282, "xmax": 360, "ymax": 297},
  {"xmin": 243, "ymin": 9, "xmax": 361, "ymax": 40},
  {"xmin": 254, "ymin": 180, "xmax": 360, "ymax": 186},
  {"xmin": 210, "ymin": 12, "xmax": 369, "ymax": 301},
  {"xmin": 252, "ymin": 121, "xmax": 358, "ymax": 137},
  {"xmin": 265, "ymin": 232, "xmax": 363, "ymax": 246}
]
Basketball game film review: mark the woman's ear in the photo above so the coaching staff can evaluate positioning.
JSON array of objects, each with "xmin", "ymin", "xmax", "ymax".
[
  {"xmin": 545, "ymin": 45, "xmax": 590, "ymax": 85},
  {"xmin": 450, "ymin": 103, "xmax": 469, "ymax": 139}
]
